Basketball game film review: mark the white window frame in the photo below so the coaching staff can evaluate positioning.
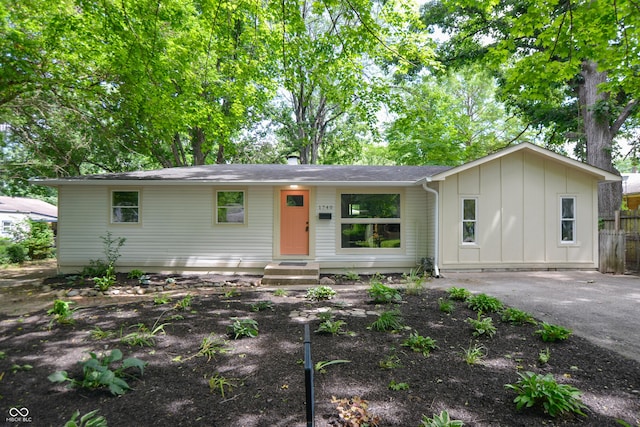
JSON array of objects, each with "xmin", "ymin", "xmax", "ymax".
[
  {"xmin": 461, "ymin": 197, "xmax": 478, "ymax": 245},
  {"xmin": 560, "ymin": 196, "xmax": 576, "ymax": 244},
  {"xmin": 1, "ymin": 220, "xmax": 13, "ymax": 236},
  {"xmin": 110, "ymin": 190, "xmax": 140, "ymax": 224},
  {"xmin": 215, "ymin": 189, "xmax": 247, "ymax": 225},
  {"xmin": 337, "ymin": 191, "xmax": 403, "ymax": 253}
]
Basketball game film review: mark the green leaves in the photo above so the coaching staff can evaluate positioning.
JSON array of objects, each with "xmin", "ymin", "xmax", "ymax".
[{"xmin": 505, "ymin": 371, "xmax": 587, "ymax": 418}]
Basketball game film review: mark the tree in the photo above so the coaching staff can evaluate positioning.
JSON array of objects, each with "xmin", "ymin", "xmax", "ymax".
[
  {"xmin": 423, "ymin": 0, "xmax": 640, "ymax": 215},
  {"xmin": 274, "ymin": 0, "xmax": 434, "ymax": 164},
  {"xmin": 386, "ymin": 66, "xmax": 533, "ymax": 165}
]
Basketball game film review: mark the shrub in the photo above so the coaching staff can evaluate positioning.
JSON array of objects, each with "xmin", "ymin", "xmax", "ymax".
[
  {"xmin": 48, "ymin": 349, "xmax": 146, "ymax": 396},
  {"xmin": 466, "ymin": 293, "xmax": 503, "ymax": 313},
  {"xmin": 23, "ymin": 220, "xmax": 55, "ymax": 259},
  {"xmin": 535, "ymin": 322, "xmax": 572, "ymax": 342},
  {"xmin": 367, "ymin": 281, "xmax": 402, "ymax": 303},
  {"xmin": 6, "ymin": 243, "xmax": 28, "ymax": 264},
  {"xmin": 505, "ymin": 371, "xmax": 587, "ymax": 418}
]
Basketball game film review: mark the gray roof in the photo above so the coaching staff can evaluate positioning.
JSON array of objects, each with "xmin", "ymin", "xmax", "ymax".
[
  {"xmin": 35, "ymin": 164, "xmax": 454, "ymax": 186},
  {"xmin": 0, "ymin": 196, "xmax": 58, "ymax": 219}
]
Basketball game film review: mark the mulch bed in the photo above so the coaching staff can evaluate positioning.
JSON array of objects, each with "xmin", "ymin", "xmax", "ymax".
[{"xmin": 1, "ymin": 277, "xmax": 639, "ymax": 426}]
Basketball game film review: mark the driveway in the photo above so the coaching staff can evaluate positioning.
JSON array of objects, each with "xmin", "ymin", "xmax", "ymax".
[{"xmin": 429, "ymin": 270, "xmax": 640, "ymax": 363}]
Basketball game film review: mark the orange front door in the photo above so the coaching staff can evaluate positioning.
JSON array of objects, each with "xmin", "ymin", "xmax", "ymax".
[{"xmin": 280, "ymin": 189, "xmax": 309, "ymax": 255}]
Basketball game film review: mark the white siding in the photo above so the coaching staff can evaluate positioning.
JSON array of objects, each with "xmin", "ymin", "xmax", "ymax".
[
  {"xmin": 57, "ymin": 184, "xmax": 430, "ymax": 274},
  {"xmin": 58, "ymin": 185, "xmax": 274, "ymax": 273}
]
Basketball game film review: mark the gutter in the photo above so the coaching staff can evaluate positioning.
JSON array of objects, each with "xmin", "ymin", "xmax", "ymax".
[{"xmin": 421, "ymin": 179, "xmax": 440, "ymax": 278}]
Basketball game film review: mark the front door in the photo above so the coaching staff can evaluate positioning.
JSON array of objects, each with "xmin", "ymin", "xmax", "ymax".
[{"xmin": 280, "ymin": 189, "xmax": 309, "ymax": 255}]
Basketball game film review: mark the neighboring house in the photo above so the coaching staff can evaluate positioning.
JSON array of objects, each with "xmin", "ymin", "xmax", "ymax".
[
  {"xmin": 622, "ymin": 173, "xmax": 640, "ymax": 210},
  {"xmin": 32, "ymin": 143, "xmax": 620, "ymax": 275},
  {"xmin": 0, "ymin": 196, "xmax": 58, "ymax": 239}
]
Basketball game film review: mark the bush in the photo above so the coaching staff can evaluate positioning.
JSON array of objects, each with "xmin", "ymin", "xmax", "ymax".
[
  {"xmin": 367, "ymin": 280, "xmax": 402, "ymax": 303},
  {"xmin": 6, "ymin": 243, "xmax": 28, "ymax": 264},
  {"xmin": 466, "ymin": 293, "xmax": 503, "ymax": 313},
  {"xmin": 23, "ymin": 220, "xmax": 55, "ymax": 259}
]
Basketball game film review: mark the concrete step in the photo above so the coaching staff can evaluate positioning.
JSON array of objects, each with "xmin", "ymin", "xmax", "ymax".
[{"xmin": 262, "ymin": 262, "xmax": 320, "ymax": 286}]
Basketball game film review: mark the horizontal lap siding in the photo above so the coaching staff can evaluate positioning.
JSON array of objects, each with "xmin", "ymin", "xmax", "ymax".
[
  {"xmin": 58, "ymin": 185, "xmax": 274, "ymax": 271},
  {"xmin": 314, "ymin": 186, "xmax": 427, "ymax": 271}
]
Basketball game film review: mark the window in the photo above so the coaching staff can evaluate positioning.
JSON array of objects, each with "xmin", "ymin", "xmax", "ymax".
[
  {"xmin": 217, "ymin": 190, "xmax": 245, "ymax": 224},
  {"xmin": 340, "ymin": 193, "xmax": 401, "ymax": 249},
  {"xmin": 561, "ymin": 196, "xmax": 576, "ymax": 243},
  {"xmin": 462, "ymin": 198, "xmax": 477, "ymax": 244},
  {"xmin": 2, "ymin": 220, "xmax": 12, "ymax": 235},
  {"xmin": 111, "ymin": 191, "xmax": 139, "ymax": 223}
]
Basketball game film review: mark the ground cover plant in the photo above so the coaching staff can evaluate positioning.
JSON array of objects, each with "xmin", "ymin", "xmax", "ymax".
[{"xmin": 1, "ymin": 277, "xmax": 639, "ymax": 426}]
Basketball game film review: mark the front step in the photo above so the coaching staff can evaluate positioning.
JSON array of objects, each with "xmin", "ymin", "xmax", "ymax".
[{"xmin": 262, "ymin": 262, "xmax": 320, "ymax": 286}]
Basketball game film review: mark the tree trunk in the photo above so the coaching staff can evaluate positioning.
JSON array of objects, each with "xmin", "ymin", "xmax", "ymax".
[
  {"xmin": 191, "ymin": 126, "xmax": 206, "ymax": 166},
  {"xmin": 579, "ymin": 61, "xmax": 622, "ymax": 218}
]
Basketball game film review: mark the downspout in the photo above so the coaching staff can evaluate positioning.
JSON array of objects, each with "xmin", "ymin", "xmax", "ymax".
[{"xmin": 422, "ymin": 179, "xmax": 441, "ymax": 278}]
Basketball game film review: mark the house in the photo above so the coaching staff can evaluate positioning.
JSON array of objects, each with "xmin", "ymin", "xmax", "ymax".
[
  {"xmin": 0, "ymin": 196, "xmax": 58, "ymax": 239},
  {"xmin": 32, "ymin": 143, "xmax": 620, "ymax": 275},
  {"xmin": 622, "ymin": 173, "xmax": 640, "ymax": 210}
]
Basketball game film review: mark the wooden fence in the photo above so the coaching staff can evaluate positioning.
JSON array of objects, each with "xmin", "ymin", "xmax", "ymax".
[{"xmin": 600, "ymin": 210, "xmax": 640, "ymax": 273}]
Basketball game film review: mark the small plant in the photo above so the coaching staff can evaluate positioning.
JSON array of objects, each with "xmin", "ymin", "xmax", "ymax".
[
  {"xmin": 47, "ymin": 299, "xmax": 77, "ymax": 326},
  {"xmin": 378, "ymin": 352, "xmax": 402, "ymax": 370},
  {"xmin": 250, "ymin": 300, "xmax": 274, "ymax": 312},
  {"xmin": 535, "ymin": 322, "xmax": 572, "ymax": 342},
  {"xmin": 127, "ymin": 269, "xmax": 145, "ymax": 280},
  {"xmin": 344, "ymin": 271, "xmax": 361, "ymax": 281},
  {"xmin": 501, "ymin": 307, "xmax": 536, "ymax": 325},
  {"xmin": 222, "ymin": 289, "xmax": 240, "ymax": 298},
  {"xmin": 121, "ymin": 319, "xmax": 169, "ymax": 347},
  {"xmin": 369, "ymin": 309, "xmax": 405, "ymax": 332},
  {"xmin": 538, "ymin": 348, "xmax": 551, "ymax": 364},
  {"xmin": 461, "ymin": 343, "xmax": 486, "ymax": 365},
  {"xmin": 331, "ymin": 396, "xmax": 380, "ymax": 426},
  {"xmin": 466, "ymin": 314, "xmax": 497, "ymax": 338},
  {"xmin": 316, "ymin": 319, "xmax": 347, "ymax": 335},
  {"xmin": 64, "ymin": 409, "xmax": 108, "ymax": 427},
  {"xmin": 10, "ymin": 363, "xmax": 33, "ymax": 373},
  {"xmin": 401, "ymin": 331, "xmax": 438, "ymax": 356},
  {"xmin": 227, "ymin": 317, "xmax": 259, "ymax": 339},
  {"xmin": 420, "ymin": 410, "xmax": 464, "ymax": 427},
  {"xmin": 315, "ymin": 359, "xmax": 351, "ymax": 374},
  {"xmin": 388, "ymin": 379, "xmax": 409, "ymax": 390},
  {"xmin": 153, "ymin": 294, "xmax": 171, "ymax": 305},
  {"xmin": 93, "ymin": 264, "xmax": 116, "ymax": 292},
  {"xmin": 447, "ymin": 287, "xmax": 471, "ymax": 301},
  {"xmin": 208, "ymin": 373, "xmax": 235, "ymax": 398},
  {"xmin": 89, "ymin": 326, "xmax": 116, "ymax": 340},
  {"xmin": 48, "ymin": 349, "xmax": 146, "ymax": 396},
  {"xmin": 367, "ymin": 281, "xmax": 402, "ymax": 304},
  {"xmin": 505, "ymin": 371, "xmax": 587, "ymax": 418},
  {"xmin": 466, "ymin": 293, "xmax": 503, "ymax": 313},
  {"xmin": 196, "ymin": 335, "xmax": 230, "ymax": 361},
  {"xmin": 438, "ymin": 298, "xmax": 454, "ymax": 314},
  {"xmin": 306, "ymin": 285, "xmax": 336, "ymax": 301},
  {"xmin": 273, "ymin": 288, "xmax": 288, "ymax": 297},
  {"xmin": 175, "ymin": 294, "xmax": 193, "ymax": 310}
]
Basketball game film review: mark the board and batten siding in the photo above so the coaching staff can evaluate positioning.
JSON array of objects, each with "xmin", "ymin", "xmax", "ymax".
[
  {"xmin": 57, "ymin": 185, "xmax": 275, "ymax": 273},
  {"xmin": 439, "ymin": 150, "xmax": 598, "ymax": 270}
]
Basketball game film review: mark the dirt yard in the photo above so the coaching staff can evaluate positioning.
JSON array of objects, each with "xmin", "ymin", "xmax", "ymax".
[{"xmin": 1, "ymin": 262, "xmax": 639, "ymax": 426}]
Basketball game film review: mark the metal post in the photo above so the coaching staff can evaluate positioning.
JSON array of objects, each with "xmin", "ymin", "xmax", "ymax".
[{"xmin": 304, "ymin": 324, "xmax": 314, "ymax": 427}]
